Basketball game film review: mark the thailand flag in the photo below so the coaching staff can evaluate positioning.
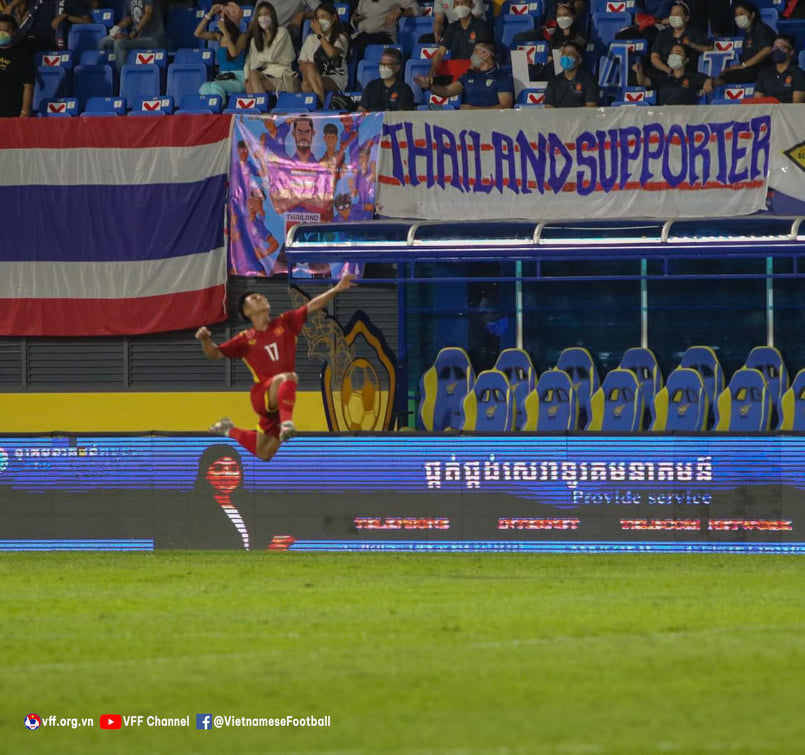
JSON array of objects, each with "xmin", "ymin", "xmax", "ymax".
[{"xmin": 0, "ymin": 116, "xmax": 230, "ymax": 336}]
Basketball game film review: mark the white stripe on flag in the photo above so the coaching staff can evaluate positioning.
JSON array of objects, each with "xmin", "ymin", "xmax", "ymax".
[{"xmin": 0, "ymin": 247, "xmax": 227, "ymax": 299}]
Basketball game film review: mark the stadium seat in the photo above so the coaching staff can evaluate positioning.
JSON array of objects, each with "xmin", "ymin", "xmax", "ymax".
[
  {"xmin": 521, "ymin": 369, "xmax": 578, "ymax": 431},
  {"xmin": 516, "ymin": 86, "xmax": 546, "ymax": 105},
  {"xmin": 272, "ymin": 91, "xmax": 319, "ymax": 112},
  {"xmin": 679, "ymin": 345, "xmax": 724, "ymax": 428},
  {"xmin": 363, "ymin": 43, "xmax": 403, "ymax": 59},
  {"xmin": 129, "ymin": 96, "xmax": 174, "ymax": 114},
  {"xmin": 131, "ymin": 49, "xmax": 167, "ymax": 68},
  {"xmin": 618, "ymin": 347, "xmax": 662, "ymax": 428},
  {"xmin": 35, "ymin": 50, "xmax": 74, "ymax": 70},
  {"xmin": 760, "ymin": 7, "xmax": 778, "ymax": 30},
  {"xmin": 714, "ymin": 367, "xmax": 771, "ymax": 432},
  {"xmin": 744, "ymin": 346, "xmax": 788, "ymax": 429},
  {"xmin": 335, "ymin": 2, "xmax": 351, "ymax": 22},
  {"xmin": 73, "ymin": 64, "xmax": 114, "ymax": 109},
  {"xmin": 650, "ymin": 367, "xmax": 708, "ymax": 432},
  {"xmin": 91, "ymin": 7, "xmax": 115, "ymax": 27},
  {"xmin": 398, "ymin": 17, "xmax": 435, "ymax": 54},
  {"xmin": 460, "ymin": 369, "xmax": 515, "ymax": 431},
  {"xmin": 166, "ymin": 63, "xmax": 208, "ymax": 104},
  {"xmin": 356, "ymin": 60, "xmax": 380, "ymax": 90},
  {"xmin": 33, "ymin": 67, "xmax": 68, "ymax": 113},
  {"xmin": 496, "ymin": 15, "xmax": 535, "ymax": 50},
  {"xmin": 500, "ymin": 0, "xmax": 544, "ymax": 22},
  {"xmin": 67, "ymin": 23, "xmax": 107, "ymax": 62},
  {"xmin": 556, "ymin": 347, "xmax": 600, "ymax": 427},
  {"xmin": 418, "ymin": 347, "xmax": 475, "ymax": 431},
  {"xmin": 514, "ymin": 41, "xmax": 549, "ymax": 65},
  {"xmin": 166, "ymin": 6, "xmax": 207, "ymax": 50},
  {"xmin": 40, "ymin": 97, "xmax": 79, "ymax": 116},
  {"xmin": 81, "ymin": 96, "xmax": 127, "ymax": 115},
  {"xmin": 223, "ymin": 93, "xmax": 270, "ymax": 113},
  {"xmin": 779, "ymin": 368, "xmax": 805, "ymax": 431},
  {"xmin": 591, "ymin": 12, "xmax": 632, "ymax": 47},
  {"xmin": 494, "ymin": 348, "xmax": 537, "ymax": 430},
  {"xmin": 587, "ymin": 368, "xmax": 644, "ymax": 431},
  {"xmin": 120, "ymin": 64, "xmax": 162, "ymax": 102},
  {"xmin": 405, "ymin": 59, "xmax": 432, "ymax": 103},
  {"xmin": 174, "ymin": 47, "xmax": 216, "ymax": 73},
  {"xmin": 422, "ymin": 92, "xmax": 461, "ymax": 108},
  {"xmin": 178, "ymin": 93, "xmax": 222, "ymax": 113},
  {"xmin": 411, "ymin": 43, "xmax": 441, "ymax": 61}
]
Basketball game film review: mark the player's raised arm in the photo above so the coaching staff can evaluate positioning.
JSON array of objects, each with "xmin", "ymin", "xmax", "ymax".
[
  {"xmin": 195, "ymin": 326, "xmax": 224, "ymax": 361},
  {"xmin": 306, "ymin": 273, "xmax": 358, "ymax": 314}
]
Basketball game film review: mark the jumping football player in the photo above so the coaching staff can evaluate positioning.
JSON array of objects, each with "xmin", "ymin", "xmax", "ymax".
[{"xmin": 195, "ymin": 273, "xmax": 357, "ymax": 461}]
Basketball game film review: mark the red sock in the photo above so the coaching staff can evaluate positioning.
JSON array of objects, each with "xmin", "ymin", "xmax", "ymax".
[
  {"xmin": 277, "ymin": 379, "xmax": 297, "ymax": 424},
  {"xmin": 229, "ymin": 427, "xmax": 257, "ymax": 457}
]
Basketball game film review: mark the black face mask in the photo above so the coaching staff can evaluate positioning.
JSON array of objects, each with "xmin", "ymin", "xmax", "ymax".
[{"xmin": 771, "ymin": 48, "xmax": 789, "ymax": 63}]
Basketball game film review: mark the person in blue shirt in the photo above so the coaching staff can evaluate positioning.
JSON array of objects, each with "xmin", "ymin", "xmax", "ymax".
[
  {"xmin": 194, "ymin": 3, "xmax": 248, "ymax": 100},
  {"xmin": 415, "ymin": 42, "xmax": 513, "ymax": 109}
]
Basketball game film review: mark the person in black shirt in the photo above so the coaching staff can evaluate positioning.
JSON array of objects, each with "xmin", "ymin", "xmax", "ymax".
[
  {"xmin": 633, "ymin": 43, "xmax": 714, "ymax": 104},
  {"xmin": 0, "ymin": 14, "xmax": 34, "ymax": 118},
  {"xmin": 754, "ymin": 33, "xmax": 805, "ymax": 102},
  {"xmin": 650, "ymin": 1, "xmax": 711, "ymax": 78},
  {"xmin": 423, "ymin": 0, "xmax": 492, "ymax": 85},
  {"xmin": 715, "ymin": 0, "xmax": 774, "ymax": 84},
  {"xmin": 544, "ymin": 41, "xmax": 598, "ymax": 107},
  {"xmin": 358, "ymin": 47, "xmax": 415, "ymax": 111}
]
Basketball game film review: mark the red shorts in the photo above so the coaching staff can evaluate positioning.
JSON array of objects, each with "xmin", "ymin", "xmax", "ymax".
[{"xmin": 249, "ymin": 378, "xmax": 280, "ymax": 438}]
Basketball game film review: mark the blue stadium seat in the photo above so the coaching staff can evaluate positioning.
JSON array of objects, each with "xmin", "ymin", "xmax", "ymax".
[
  {"xmin": 777, "ymin": 20, "xmax": 805, "ymax": 52},
  {"xmin": 335, "ymin": 2, "xmax": 351, "ymax": 22},
  {"xmin": 174, "ymin": 47, "xmax": 215, "ymax": 74},
  {"xmin": 714, "ymin": 367, "xmax": 771, "ymax": 431},
  {"xmin": 460, "ymin": 369, "xmax": 515, "ymax": 431},
  {"xmin": 40, "ymin": 97, "xmax": 79, "ymax": 116},
  {"xmin": 650, "ymin": 367, "xmax": 708, "ymax": 432},
  {"xmin": 272, "ymin": 91, "xmax": 319, "ymax": 112},
  {"xmin": 494, "ymin": 348, "xmax": 537, "ymax": 430},
  {"xmin": 363, "ymin": 43, "xmax": 403, "ymax": 59},
  {"xmin": 500, "ymin": 0, "xmax": 544, "ymax": 22},
  {"xmin": 129, "ymin": 96, "xmax": 174, "ymax": 115},
  {"xmin": 120, "ymin": 64, "xmax": 162, "ymax": 102},
  {"xmin": 760, "ymin": 7, "xmax": 778, "ymax": 30},
  {"xmin": 680, "ymin": 345, "xmax": 724, "ymax": 428},
  {"xmin": 35, "ymin": 50, "xmax": 74, "ymax": 70},
  {"xmin": 81, "ymin": 96, "xmax": 127, "ymax": 115},
  {"xmin": 422, "ymin": 92, "xmax": 461, "ymax": 108},
  {"xmin": 496, "ymin": 15, "xmax": 535, "ymax": 50},
  {"xmin": 591, "ymin": 12, "xmax": 632, "ymax": 47},
  {"xmin": 166, "ymin": 6, "xmax": 207, "ymax": 50},
  {"xmin": 73, "ymin": 64, "xmax": 114, "ymax": 109},
  {"xmin": 618, "ymin": 347, "xmax": 662, "ymax": 428},
  {"xmin": 131, "ymin": 49, "xmax": 167, "ymax": 68},
  {"xmin": 513, "ymin": 40, "xmax": 549, "ymax": 65},
  {"xmin": 67, "ymin": 24, "xmax": 107, "ymax": 62},
  {"xmin": 744, "ymin": 346, "xmax": 788, "ymax": 429},
  {"xmin": 223, "ymin": 92, "xmax": 270, "ymax": 113},
  {"xmin": 356, "ymin": 60, "xmax": 380, "ymax": 90},
  {"xmin": 166, "ymin": 62, "xmax": 208, "ymax": 103},
  {"xmin": 418, "ymin": 347, "xmax": 475, "ymax": 431},
  {"xmin": 91, "ymin": 7, "xmax": 115, "ymax": 27},
  {"xmin": 517, "ymin": 86, "xmax": 546, "ymax": 105},
  {"xmin": 398, "ymin": 16, "xmax": 435, "ymax": 54},
  {"xmin": 178, "ymin": 93, "xmax": 222, "ymax": 113},
  {"xmin": 587, "ymin": 368, "xmax": 644, "ymax": 431},
  {"xmin": 556, "ymin": 347, "xmax": 600, "ymax": 427},
  {"xmin": 779, "ymin": 368, "xmax": 805, "ymax": 431},
  {"xmin": 521, "ymin": 369, "xmax": 578, "ymax": 431},
  {"xmin": 411, "ymin": 43, "xmax": 441, "ymax": 61},
  {"xmin": 34, "ymin": 67, "xmax": 68, "ymax": 113},
  {"xmin": 404, "ymin": 59, "xmax": 432, "ymax": 103}
]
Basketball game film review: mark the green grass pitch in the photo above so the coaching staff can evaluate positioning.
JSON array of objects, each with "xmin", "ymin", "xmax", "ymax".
[{"xmin": 2, "ymin": 553, "xmax": 805, "ymax": 754}]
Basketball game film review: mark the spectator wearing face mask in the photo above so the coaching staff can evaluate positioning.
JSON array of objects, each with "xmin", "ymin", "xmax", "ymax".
[
  {"xmin": 633, "ymin": 43, "xmax": 714, "ymax": 103},
  {"xmin": 415, "ymin": 42, "xmax": 513, "ymax": 108},
  {"xmin": 245, "ymin": 1, "xmax": 299, "ymax": 93},
  {"xmin": 544, "ymin": 41, "xmax": 598, "ymax": 107},
  {"xmin": 650, "ymin": 1, "xmax": 711, "ymax": 78},
  {"xmin": 0, "ymin": 13, "xmax": 33, "ymax": 117},
  {"xmin": 714, "ymin": 1, "xmax": 774, "ymax": 84},
  {"xmin": 350, "ymin": 0, "xmax": 420, "ymax": 62},
  {"xmin": 358, "ymin": 47, "xmax": 414, "ymax": 110},
  {"xmin": 420, "ymin": 0, "xmax": 492, "ymax": 88},
  {"xmin": 299, "ymin": 2, "xmax": 348, "ymax": 106},
  {"xmin": 430, "ymin": 0, "xmax": 483, "ymax": 45},
  {"xmin": 513, "ymin": 2, "xmax": 586, "ymax": 53},
  {"xmin": 753, "ymin": 33, "xmax": 805, "ymax": 102}
]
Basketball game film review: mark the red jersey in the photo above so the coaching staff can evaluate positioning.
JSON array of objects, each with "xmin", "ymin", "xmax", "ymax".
[{"xmin": 219, "ymin": 306, "xmax": 308, "ymax": 382}]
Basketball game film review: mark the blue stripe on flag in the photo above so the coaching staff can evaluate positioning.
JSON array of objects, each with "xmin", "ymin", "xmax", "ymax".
[{"xmin": 0, "ymin": 176, "xmax": 226, "ymax": 263}]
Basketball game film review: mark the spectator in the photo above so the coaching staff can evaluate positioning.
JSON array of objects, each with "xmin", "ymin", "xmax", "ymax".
[
  {"xmin": 351, "ymin": 0, "xmax": 419, "ymax": 62},
  {"xmin": 513, "ymin": 2, "xmax": 586, "ymax": 49},
  {"xmin": 98, "ymin": 0, "xmax": 166, "ymax": 67},
  {"xmin": 431, "ymin": 0, "xmax": 483, "ymax": 45},
  {"xmin": 51, "ymin": 0, "xmax": 97, "ymax": 48},
  {"xmin": 754, "ymin": 33, "xmax": 805, "ymax": 102},
  {"xmin": 423, "ymin": 0, "xmax": 492, "ymax": 84},
  {"xmin": 245, "ymin": 1, "xmax": 299, "ymax": 93},
  {"xmin": 195, "ymin": 3, "xmax": 248, "ymax": 99},
  {"xmin": 415, "ymin": 41, "xmax": 513, "ymax": 109},
  {"xmin": 0, "ymin": 13, "xmax": 33, "ymax": 117},
  {"xmin": 282, "ymin": 0, "xmax": 319, "ymax": 49},
  {"xmin": 299, "ymin": 2, "xmax": 348, "ymax": 106},
  {"xmin": 543, "ymin": 0, "xmax": 587, "ymax": 23},
  {"xmin": 715, "ymin": 1, "xmax": 774, "ymax": 84},
  {"xmin": 650, "ymin": 1, "xmax": 711, "ymax": 77},
  {"xmin": 544, "ymin": 41, "xmax": 598, "ymax": 107},
  {"xmin": 358, "ymin": 46, "xmax": 414, "ymax": 110},
  {"xmin": 633, "ymin": 43, "xmax": 713, "ymax": 103}
]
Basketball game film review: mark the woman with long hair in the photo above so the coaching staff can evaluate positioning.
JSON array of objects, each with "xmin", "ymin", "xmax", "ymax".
[
  {"xmin": 244, "ymin": 0, "xmax": 299, "ymax": 93},
  {"xmin": 298, "ymin": 2, "xmax": 348, "ymax": 106},
  {"xmin": 194, "ymin": 2, "xmax": 248, "ymax": 100}
]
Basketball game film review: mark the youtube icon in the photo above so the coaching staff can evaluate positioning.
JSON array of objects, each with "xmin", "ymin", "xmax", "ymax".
[{"xmin": 100, "ymin": 715, "xmax": 122, "ymax": 730}]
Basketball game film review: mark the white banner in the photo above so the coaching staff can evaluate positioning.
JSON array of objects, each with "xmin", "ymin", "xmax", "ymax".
[
  {"xmin": 770, "ymin": 104, "xmax": 805, "ymax": 204},
  {"xmin": 376, "ymin": 106, "xmax": 773, "ymax": 221}
]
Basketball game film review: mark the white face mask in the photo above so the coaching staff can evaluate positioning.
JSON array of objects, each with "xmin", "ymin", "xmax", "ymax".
[
  {"xmin": 258, "ymin": 15, "xmax": 272, "ymax": 29},
  {"xmin": 454, "ymin": 5, "xmax": 471, "ymax": 18},
  {"xmin": 735, "ymin": 13, "xmax": 751, "ymax": 29},
  {"xmin": 556, "ymin": 15, "xmax": 574, "ymax": 29},
  {"xmin": 470, "ymin": 52, "xmax": 485, "ymax": 68},
  {"xmin": 378, "ymin": 64, "xmax": 394, "ymax": 79},
  {"xmin": 318, "ymin": 17, "xmax": 331, "ymax": 31},
  {"xmin": 667, "ymin": 52, "xmax": 685, "ymax": 69},
  {"xmin": 668, "ymin": 15, "xmax": 685, "ymax": 28}
]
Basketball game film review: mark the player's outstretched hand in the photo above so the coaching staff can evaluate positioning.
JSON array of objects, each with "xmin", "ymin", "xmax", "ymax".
[
  {"xmin": 195, "ymin": 326, "xmax": 212, "ymax": 340},
  {"xmin": 335, "ymin": 272, "xmax": 357, "ymax": 292}
]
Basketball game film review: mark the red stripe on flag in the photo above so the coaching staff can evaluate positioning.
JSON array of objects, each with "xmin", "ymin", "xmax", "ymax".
[
  {"xmin": 0, "ymin": 114, "xmax": 232, "ymax": 150},
  {"xmin": 0, "ymin": 286, "xmax": 227, "ymax": 336}
]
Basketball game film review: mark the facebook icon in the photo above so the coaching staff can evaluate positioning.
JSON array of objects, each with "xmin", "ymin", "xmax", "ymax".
[{"xmin": 196, "ymin": 714, "xmax": 212, "ymax": 730}]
